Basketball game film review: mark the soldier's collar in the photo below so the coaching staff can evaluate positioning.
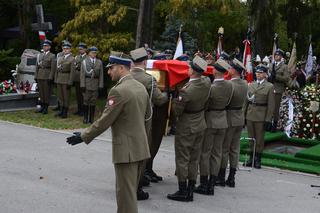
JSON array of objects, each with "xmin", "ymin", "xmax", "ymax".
[
  {"xmin": 118, "ymin": 74, "xmax": 132, "ymax": 84},
  {"xmin": 131, "ymin": 67, "xmax": 145, "ymax": 72},
  {"xmin": 189, "ymin": 77, "xmax": 201, "ymax": 82}
]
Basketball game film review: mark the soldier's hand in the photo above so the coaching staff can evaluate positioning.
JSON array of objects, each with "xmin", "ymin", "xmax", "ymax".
[
  {"xmin": 264, "ymin": 121, "xmax": 272, "ymax": 131},
  {"xmin": 66, "ymin": 132, "xmax": 83, "ymax": 146}
]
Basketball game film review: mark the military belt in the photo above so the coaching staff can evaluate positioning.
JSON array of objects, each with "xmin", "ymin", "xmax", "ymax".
[
  {"xmin": 226, "ymin": 106, "xmax": 242, "ymax": 110},
  {"xmin": 184, "ymin": 109, "xmax": 204, "ymax": 114},
  {"xmin": 207, "ymin": 108, "xmax": 225, "ymax": 111},
  {"xmin": 248, "ymin": 102, "xmax": 267, "ymax": 106}
]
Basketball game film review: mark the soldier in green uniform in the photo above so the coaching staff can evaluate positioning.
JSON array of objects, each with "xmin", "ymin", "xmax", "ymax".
[
  {"xmin": 130, "ymin": 47, "xmax": 168, "ymax": 200},
  {"xmin": 34, "ymin": 39, "xmax": 56, "ymax": 114},
  {"xmin": 72, "ymin": 42, "xmax": 87, "ymax": 116},
  {"xmin": 195, "ymin": 58, "xmax": 233, "ymax": 196},
  {"xmin": 244, "ymin": 65, "xmax": 275, "ymax": 168},
  {"xmin": 80, "ymin": 46, "xmax": 104, "ymax": 124},
  {"xmin": 167, "ymin": 56, "xmax": 211, "ymax": 202},
  {"xmin": 55, "ymin": 41, "xmax": 74, "ymax": 118},
  {"xmin": 270, "ymin": 49, "xmax": 289, "ymax": 132},
  {"xmin": 220, "ymin": 58, "xmax": 248, "ymax": 187},
  {"xmin": 66, "ymin": 54, "xmax": 151, "ymax": 213}
]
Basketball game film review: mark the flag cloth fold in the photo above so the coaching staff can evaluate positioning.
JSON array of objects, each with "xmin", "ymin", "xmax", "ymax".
[
  {"xmin": 173, "ymin": 37, "xmax": 183, "ymax": 59},
  {"xmin": 305, "ymin": 43, "xmax": 313, "ymax": 78},
  {"xmin": 243, "ymin": 39, "xmax": 253, "ymax": 82}
]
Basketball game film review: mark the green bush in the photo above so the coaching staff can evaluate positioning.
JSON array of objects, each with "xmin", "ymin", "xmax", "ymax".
[{"xmin": 0, "ymin": 49, "xmax": 20, "ymax": 81}]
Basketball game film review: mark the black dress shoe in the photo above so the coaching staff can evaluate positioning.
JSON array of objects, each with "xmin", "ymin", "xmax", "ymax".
[
  {"xmin": 141, "ymin": 175, "xmax": 150, "ymax": 187},
  {"xmin": 167, "ymin": 181, "xmax": 191, "ymax": 202},
  {"xmin": 137, "ymin": 188, "xmax": 149, "ymax": 201}
]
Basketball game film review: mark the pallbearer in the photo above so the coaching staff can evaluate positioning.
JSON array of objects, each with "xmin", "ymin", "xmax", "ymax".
[{"xmin": 80, "ymin": 46, "xmax": 104, "ymax": 124}]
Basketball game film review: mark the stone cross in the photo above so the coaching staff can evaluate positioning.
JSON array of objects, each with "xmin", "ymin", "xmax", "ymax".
[{"xmin": 31, "ymin": 4, "xmax": 52, "ymax": 32}]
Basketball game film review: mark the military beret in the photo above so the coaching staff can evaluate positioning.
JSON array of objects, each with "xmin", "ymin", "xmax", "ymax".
[
  {"xmin": 43, "ymin": 39, "xmax": 52, "ymax": 46},
  {"xmin": 190, "ymin": 56, "xmax": 207, "ymax": 73},
  {"xmin": 130, "ymin": 47, "xmax": 148, "ymax": 62},
  {"xmin": 213, "ymin": 58, "xmax": 231, "ymax": 73},
  {"xmin": 78, "ymin": 42, "xmax": 87, "ymax": 49},
  {"xmin": 88, "ymin": 46, "xmax": 98, "ymax": 52},
  {"xmin": 62, "ymin": 41, "xmax": 72, "ymax": 48},
  {"xmin": 275, "ymin": 48, "xmax": 285, "ymax": 57},
  {"xmin": 230, "ymin": 58, "xmax": 245, "ymax": 73},
  {"xmin": 106, "ymin": 55, "xmax": 132, "ymax": 68},
  {"xmin": 255, "ymin": 64, "xmax": 268, "ymax": 73}
]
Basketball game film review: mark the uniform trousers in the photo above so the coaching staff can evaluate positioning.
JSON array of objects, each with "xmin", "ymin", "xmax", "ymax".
[
  {"xmin": 114, "ymin": 161, "xmax": 144, "ymax": 213},
  {"xmin": 221, "ymin": 126, "xmax": 242, "ymax": 169},
  {"xmin": 273, "ymin": 93, "xmax": 283, "ymax": 121},
  {"xmin": 175, "ymin": 131, "xmax": 204, "ymax": 182},
  {"xmin": 246, "ymin": 120, "xmax": 265, "ymax": 153},
  {"xmin": 83, "ymin": 90, "xmax": 98, "ymax": 105},
  {"xmin": 38, "ymin": 79, "xmax": 51, "ymax": 104},
  {"xmin": 74, "ymin": 81, "xmax": 83, "ymax": 107},
  {"xmin": 199, "ymin": 128, "xmax": 226, "ymax": 176},
  {"xmin": 57, "ymin": 84, "xmax": 70, "ymax": 108}
]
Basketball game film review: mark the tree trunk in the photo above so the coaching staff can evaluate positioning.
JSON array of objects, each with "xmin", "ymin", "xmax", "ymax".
[
  {"xmin": 135, "ymin": 0, "xmax": 146, "ymax": 48},
  {"xmin": 18, "ymin": 0, "xmax": 33, "ymax": 49}
]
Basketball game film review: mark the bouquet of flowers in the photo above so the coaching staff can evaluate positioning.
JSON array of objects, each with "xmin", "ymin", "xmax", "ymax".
[
  {"xmin": 0, "ymin": 80, "xmax": 17, "ymax": 95},
  {"xmin": 19, "ymin": 80, "xmax": 32, "ymax": 93}
]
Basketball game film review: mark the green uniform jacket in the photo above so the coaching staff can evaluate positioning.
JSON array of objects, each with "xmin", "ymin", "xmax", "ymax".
[
  {"xmin": 130, "ymin": 67, "xmax": 167, "ymax": 106},
  {"xmin": 34, "ymin": 52, "xmax": 56, "ymax": 80},
  {"xmin": 55, "ymin": 54, "xmax": 74, "ymax": 85},
  {"xmin": 81, "ymin": 75, "xmax": 151, "ymax": 164},
  {"xmin": 173, "ymin": 77, "xmax": 211, "ymax": 135},
  {"xmin": 245, "ymin": 80, "xmax": 275, "ymax": 122},
  {"xmin": 206, "ymin": 79, "xmax": 233, "ymax": 129},
  {"xmin": 226, "ymin": 78, "xmax": 248, "ymax": 127},
  {"xmin": 79, "ymin": 57, "xmax": 104, "ymax": 91},
  {"xmin": 72, "ymin": 53, "xmax": 86, "ymax": 82},
  {"xmin": 272, "ymin": 62, "xmax": 289, "ymax": 93}
]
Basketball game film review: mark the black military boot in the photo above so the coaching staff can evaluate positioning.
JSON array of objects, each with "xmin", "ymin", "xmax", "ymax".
[
  {"xmin": 187, "ymin": 180, "xmax": 195, "ymax": 201},
  {"xmin": 167, "ymin": 181, "xmax": 189, "ymax": 202},
  {"xmin": 215, "ymin": 168, "xmax": 226, "ymax": 187},
  {"xmin": 271, "ymin": 120, "xmax": 278, "ymax": 132},
  {"xmin": 53, "ymin": 102, "xmax": 61, "ymax": 111},
  {"xmin": 137, "ymin": 187, "xmax": 149, "ymax": 201},
  {"xmin": 83, "ymin": 105, "xmax": 89, "ymax": 124},
  {"xmin": 36, "ymin": 102, "xmax": 44, "ymax": 113},
  {"xmin": 89, "ymin": 105, "xmax": 95, "ymax": 124},
  {"xmin": 42, "ymin": 104, "xmax": 48, "ymax": 114},
  {"xmin": 140, "ymin": 174, "xmax": 150, "ymax": 187},
  {"xmin": 243, "ymin": 152, "xmax": 253, "ymax": 167},
  {"xmin": 207, "ymin": 175, "xmax": 215, "ymax": 195},
  {"xmin": 145, "ymin": 169, "xmax": 161, "ymax": 183},
  {"xmin": 61, "ymin": 107, "xmax": 68, "ymax": 119},
  {"xmin": 254, "ymin": 153, "xmax": 262, "ymax": 169},
  {"xmin": 194, "ymin": 175, "xmax": 208, "ymax": 195},
  {"xmin": 226, "ymin": 168, "xmax": 236, "ymax": 188},
  {"xmin": 55, "ymin": 107, "xmax": 64, "ymax": 117}
]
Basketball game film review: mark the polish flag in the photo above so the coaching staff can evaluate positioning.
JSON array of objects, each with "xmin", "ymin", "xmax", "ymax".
[
  {"xmin": 243, "ymin": 39, "xmax": 253, "ymax": 82},
  {"xmin": 38, "ymin": 31, "xmax": 46, "ymax": 40}
]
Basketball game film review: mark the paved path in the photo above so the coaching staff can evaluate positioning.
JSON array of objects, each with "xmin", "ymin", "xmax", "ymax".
[{"xmin": 0, "ymin": 121, "xmax": 319, "ymax": 213}]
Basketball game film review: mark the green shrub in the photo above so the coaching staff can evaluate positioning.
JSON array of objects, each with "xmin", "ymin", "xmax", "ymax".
[{"xmin": 0, "ymin": 49, "xmax": 20, "ymax": 81}]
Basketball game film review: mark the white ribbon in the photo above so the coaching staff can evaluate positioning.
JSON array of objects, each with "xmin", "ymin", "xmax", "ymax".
[{"xmin": 284, "ymin": 97, "xmax": 294, "ymax": 137}]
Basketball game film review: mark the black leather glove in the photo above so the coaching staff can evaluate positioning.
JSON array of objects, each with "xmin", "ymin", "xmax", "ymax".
[
  {"xmin": 264, "ymin": 121, "xmax": 272, "ymax": 131},
  {"xmin": 66, "ymin": 132, "xmax": 83, "ymax": 146}
]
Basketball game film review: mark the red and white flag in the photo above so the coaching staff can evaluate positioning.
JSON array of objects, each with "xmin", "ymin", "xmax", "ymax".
[
  {"xmin": 38, "ymin": 31, "xmax": 46, "ymax": 40},
  {"xmin": 243, "ymin": 39, "xmax": 253, "ymax": 82}
]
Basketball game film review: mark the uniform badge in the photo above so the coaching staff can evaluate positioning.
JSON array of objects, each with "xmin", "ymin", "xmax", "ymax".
[{"xmin": 108, "ymin": 98, "xmax": 115, "ymax": 106}]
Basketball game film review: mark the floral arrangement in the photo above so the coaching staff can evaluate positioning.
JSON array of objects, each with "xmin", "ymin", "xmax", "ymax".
[
  {"xmin": 19, "ymin": 80, "xmax": 32, "ymax": 93},
  {"xmin": 0, "ymin": 80, "xmax": 17, "ymax": 95}
]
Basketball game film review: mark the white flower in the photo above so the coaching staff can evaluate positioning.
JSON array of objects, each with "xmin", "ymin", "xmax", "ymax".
[{"xmin": 306, "ymin": 124, "xmax": 311, "ymax": 128}]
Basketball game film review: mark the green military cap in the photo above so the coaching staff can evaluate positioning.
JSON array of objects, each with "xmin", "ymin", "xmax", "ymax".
[
  {"xmin": 213, "ymin": 58, "xmax": 231, "ymax": 73},
  {"xmin": 190, "ymin": 55, "xmax": 208, "ymax": 73},
  {"xmin": 230, "ymin": 58, "xmax": 246, "ymax": 73},
  {"xmin": 255, "ymin": 64, "xmax": 268, "ymax": 73},
  {"xmin": 130, "ymin": 47, "xmax": 148, "ymax": 62}
]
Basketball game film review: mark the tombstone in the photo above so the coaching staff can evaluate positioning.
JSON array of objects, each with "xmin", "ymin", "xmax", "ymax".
[{"xmin": 16, "ymin": 49, "xmax": 40, "ymax": 84}]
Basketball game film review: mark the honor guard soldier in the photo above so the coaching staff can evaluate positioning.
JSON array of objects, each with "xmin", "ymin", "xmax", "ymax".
[
  {"xmin": 220, "ymin": 58, "xmax": 248, "ymax": 187},
  {"xmin": 195, "ymin": 58, "xmax": 233, "ymax": 195},
  {"xmin": 34, "ymin": 39, "xmax": 56, "ymax": 114},
  {"xmin": 130, "ymin": 47, "xmax": 168, "ymax": 200},
  {"xmin": 55, "ymin": 41, "xmax": 74, "ymax": 118},
  {"xmin": 67, "ymin": 54, "xmax": 151, "ymax": 213},
  {"xmin": 270, "ymin": 49, "xmax": 289, "ymax": 132},
  {"xmin": 72, "ymin": 42, "xmax": 87, "ymax": 116},
  {"xmin": 80, "ymin": 46, "xmax": 104, "ymax": 124},
  {"xmin": 167, "ymin": 56, "xmax": 211, "ymax": 202},
  {"xmin": 244, "ymin": 65, "xmax": 275, "ymax": 169}
]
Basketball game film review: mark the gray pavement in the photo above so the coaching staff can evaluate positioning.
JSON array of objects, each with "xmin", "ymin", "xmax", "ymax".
[{"xmin": 0, "ymin": 120, "xmax": 319, "ymax": 213}]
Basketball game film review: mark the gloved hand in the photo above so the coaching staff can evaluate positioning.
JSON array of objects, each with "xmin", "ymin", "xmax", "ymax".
[
  {"xmin": 264, "ymin": 121, "xmax": 272, "ymax": 131},
  {"xmin": 66, "ymin": 132, "xmax": 83, "ymax": 146}
]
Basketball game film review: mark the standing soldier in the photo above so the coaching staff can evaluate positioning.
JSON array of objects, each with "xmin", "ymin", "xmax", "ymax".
[
  {"xmin": 80, "ymin": 46, "xmax": 104, "ymax": 124},
  {"xmin": 220, "ymin": 58, "xmax": 248, "ymax": 187},
  {"xmin": 34, "ymin": 39, "xmax": 56, "ymax": 114},
  {"xmin": 66, "ymin": 54, "xmax": 151, "ymax": 213},
  {"xmin": 270, "ymin": 49, "xmax": 289, "ymax": 132},
  {"xmin": 244, "ymin": 65, "xmax": 275, "ymax": 168},
  {"xmin": 55, "ymin": 41, "xmax": 74, "ymax": 118},
  {"xmin": 167, "ymin": 56, "xmax": 211, "ymax": 202},
  {"xmin": 130, "ymin": 47, "xmax": 168, "ymax": 200},
  {"xmin": 72, "ymin": 42, "xmax": 87, "ymax": 116},
  {"xmin": 195, "ymin": 58, "xmax": 233, "ymax": 196}
]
